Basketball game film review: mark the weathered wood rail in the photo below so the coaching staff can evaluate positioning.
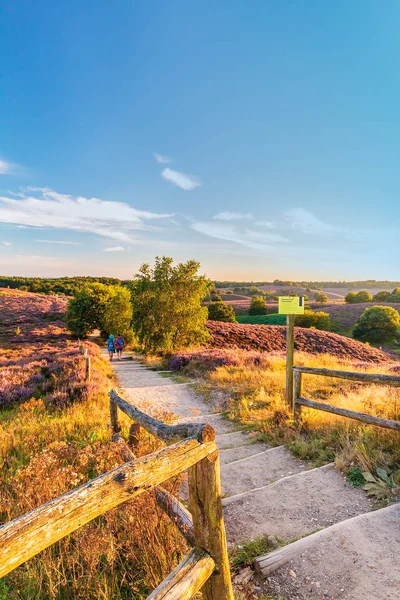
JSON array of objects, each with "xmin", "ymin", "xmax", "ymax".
[
  {"xmin": 293, "ymin": 366, "xmax": 400, "ymax": 431},
  {"xmin": 0, "ymin": 388, "xmax": 234, "ymax": 600}
]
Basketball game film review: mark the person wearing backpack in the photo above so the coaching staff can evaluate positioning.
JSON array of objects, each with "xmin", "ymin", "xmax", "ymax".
[
  {"xmin": 115, "ymin": 334, "xmax": 125, "ymax": 361},
  {"xmin": 106, "ymin": 334, "xmax": 115, "ymax": 361}
]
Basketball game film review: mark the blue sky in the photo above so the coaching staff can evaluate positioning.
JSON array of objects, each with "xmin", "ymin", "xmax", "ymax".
[{"xmin": 0, "ymin": 1, "xmax": 399, "ymax": 280}]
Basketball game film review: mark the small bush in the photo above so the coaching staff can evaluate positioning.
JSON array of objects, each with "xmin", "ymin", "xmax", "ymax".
[
  {"xmin": 208, "ymin": 301, "xmax": 237, "ymax": 323},
  {"xmin": 373, "ymin": 291, "xmax": 391, "ymax": 302},
  {"xmin": 345, "ymin": 292, "xmax": 357, "ymax": 304},
  {"xmin": 314, "ymin": 292, "xmax": 328, "ymax": 303},
  {"xmin": 387, "ymin": 287, "xmax": 400, "ymax": 303},
  {"xmin": 353, "ymin": 305, "xmax": 400, "ymax": 343},
  {"xmin": 249, "ymin": 296, "xmax": 267, "ymax": 315},
  {"xmin": 210, "ymin": 294, "xmax": 222, "ymax": 302},
  {"xmin": 295, "ymin": 310, "xmax": 331, "ymax": 331}
]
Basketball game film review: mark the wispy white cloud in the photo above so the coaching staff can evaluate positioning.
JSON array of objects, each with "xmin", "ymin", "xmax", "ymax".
[
  {"xmin": 1, "ymin": 241, "xmax": 12, "ymax": 246},
  {"xmin": 0, "ymin": 159, "xmax": 15, "ymax": 175},
  {"xmin": 103, "ymin": 246, "xmax": 125, "ymax": 252},
  {"xmin": 0, "ymin": 187, "xmax": 173, "ymax": 243},
  {"xmin": 285, "ymin": 208, "xmax": 345, "ymax": 236},
  {"xmin": 36, "ymin": 239, "xmax": 82, "ymax": 245},
  {"xmin": 154, "ymin": 153, "xmax": 171, "ymax": 164},
  {"xmin": 161, "ymin": 168, "xmax": 201, "ymax": 191},
  {"xmin": 255, "ymin": 220, "xmax": 276, "ymax": 228},
  {"xmin": 191, "ymin": 220, "xmax": 288, "ymax": 251},
  {"xmin": 213, "ymin": 212, "xmax": 253, "ymax": 221}
]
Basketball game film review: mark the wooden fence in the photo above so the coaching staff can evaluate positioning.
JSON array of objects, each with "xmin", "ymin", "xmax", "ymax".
[
  {"xmin": 293, "ymin": 366, "xmax": 400, "ymax": 431},
  {"xmin": 0, "ymin": 389, "xmax": 234, "ymax": 600}
]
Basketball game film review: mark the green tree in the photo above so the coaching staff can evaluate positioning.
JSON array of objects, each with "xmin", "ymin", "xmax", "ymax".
[
  {"xmin": 373, "ymin": 290, "xmax": 391, "ymax": 302},
  {"xmin": 314, "ymin": 292, "xmax": 328, "ymax": 303},
  {"xmin": 249, "ymin": 295, "xmax": 268, "ymax": 315},
  {"xmin": 208, "ymin": 301, "xmax": 237, "ymax": 323},
  {"xmin": 387, "ymin": 287, "xmax": 400, "ymax": 303},
  {"xmin": 345, "ymin": 291, "xmax": 357, "ymax": 304},
  {"xmin": 130, "ymin": 256, "xmax": 211, "ymax": 353},
  {"xmin": 354, "ymin": 290, "xmax": 373, "ymax": 303},
  {"xmin": 353, "ymin": 306, "xmax": 400, "ymax": 343},
  {"xmin": 211, "ymin": 294, "xmax": 222, "ymax": 302},
  {"xmin": 295, "ymin": 310, "xmax": 331, "ymax": 331},
  {"xmin": 66, "ymin": 283, "xmax": 133, "ymax": 338}
]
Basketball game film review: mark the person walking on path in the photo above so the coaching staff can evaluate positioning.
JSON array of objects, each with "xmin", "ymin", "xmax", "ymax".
[
  {"xmin": 106, "ymin": 334, "xmax": 115, "ymax": 361},
  {"xmin": 115, "ymin": 334, "xmax": 125, "ymax": 361}
]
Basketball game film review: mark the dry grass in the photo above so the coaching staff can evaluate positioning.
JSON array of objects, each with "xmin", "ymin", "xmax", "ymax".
[
  {"xmin": 173, "ymin": 349, "xmax": 400, "ymax": 478},
  {"xmin": 0, "ymin": 292, "xmax": 188, "ymax": 599}
]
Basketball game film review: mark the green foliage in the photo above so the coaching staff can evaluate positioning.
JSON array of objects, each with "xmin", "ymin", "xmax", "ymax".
[
  {"xmin": 66, "ymin": 283, "xmax": 133, "ymax": 339},
  {"xmin": 361, "ymin": 469, "xmax": 400, "ymax": 501},
  {"xmin": 354, "ymin": 290, "xmax": 373, "ymax": 303},
  {"xmin": 373, "ymin": 290, "xmax": 391, "ymax": 302},
  {"xmin": 295, "ymin": 310, "xmax": 331, "ymax": 331},
  {"xmin": 314, "ymin": 291, "xmax": 328, "ymax": 303},
  {"xmin": 131, "ymin": 256, "xmax": 211, "ymax": 354},
  {"xmin": 208, "ymin": 301, "xmax": 237, "ymax": 323},
  {"xmin": 387, "ymin": 287, "xmax": 400, "ymax": 303},
  {"xmin": 249, "ymin": 295, "xmax": 268, "ymax": 315},
  {"xmin": 353, "ymin": 305, "xmax": 400, "ymax": 343},
  {"xmin": 345, "ymin": 291, "xmax": 357, "ymax": 304},
  {"xmin": 210, "ymin": 294, "xmax": 222, "ymax": 302},
  {"xmin": 0, "ymin": 275, "xmax": 121, "ymax": 295},
  {"xmin": 237, "ymin": 314, "xmax": 286, "ymax": 325},
  {"xmin": 225, "ymin": 289, "xmax": 233, "ymax": 295}
]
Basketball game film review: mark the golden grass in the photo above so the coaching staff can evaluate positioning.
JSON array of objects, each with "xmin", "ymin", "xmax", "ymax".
[
  {"xmin": 0, "ymin": 352, "xmax": 188, "ymax": 600},
  {"xmin": 185, "ymin": 351, "xmax": 400, "ymax": 476}
]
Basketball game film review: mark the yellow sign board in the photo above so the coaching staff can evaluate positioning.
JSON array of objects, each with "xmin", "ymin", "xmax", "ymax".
[{"xmin": 278, "ymin": 296, "xmax": 305, "ymax": 315}]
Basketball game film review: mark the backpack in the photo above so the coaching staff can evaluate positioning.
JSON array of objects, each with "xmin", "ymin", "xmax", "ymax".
[{"xmin": 115, "ymin": 336, "xmax": 125, "ymax": 350}]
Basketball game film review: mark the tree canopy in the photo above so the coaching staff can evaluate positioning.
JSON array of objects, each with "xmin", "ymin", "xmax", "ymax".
[
  {"xmin": 353, "ymin": 306, "xmax": 400, "ymax": 343},
  {"xmin": 208, "ymin": 301, "xmax": 237, "ymax": 323},
  {"xmin": 130, "ymin": 257, "xmax": 211, "ymax": 354}
]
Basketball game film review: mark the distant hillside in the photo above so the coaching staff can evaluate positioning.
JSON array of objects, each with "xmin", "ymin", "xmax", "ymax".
[{"xmin": 206, "ymin": 321, "xmax": 394, "ymax": 364}]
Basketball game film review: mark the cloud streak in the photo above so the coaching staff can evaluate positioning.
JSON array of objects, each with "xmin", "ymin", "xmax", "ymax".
[
  {"xmin": 191, "ymin": 220, "xmax": 289, "ymax": 252},
  {"xmin": 36, "ymin": 239, "xmax": 83, "ymax": 245},
  {"xmin": 213, "ymin": 212, "xmax": 253, "ymax": 221},
  {"xmin": 161, "ymin": 168, "xmax": 201, "ymax": 191},
  {"xmin": 0, "ymin": 187, "xmax": 173, "ymax": 243},
  {"xmin": 154, "ymin": 152, "xmax": 171, "ymax": 164},
  {"xmin": 0, "ymin": 159, "xmax": 15, "ymax": 175},
  {"xmin": 285, "ymin": 208, "xmax": 345, "ymax": 236},
  {"xmin": 103, "ymin": 246, "xmax": 125, "ymax": 252}
]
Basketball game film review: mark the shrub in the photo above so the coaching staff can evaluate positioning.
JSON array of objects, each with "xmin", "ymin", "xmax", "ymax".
[
  {"xmin": 295, "ymin": 310, "xmax": 331, "ymax": 331},
  {"xmin": 208, "ymin": 302, "xmax": 237, "ymax": 323},
  {"xmin": 387, "ymin": 287, "xmax": 400, "ymax": 303},
  {"xmin": 354, "ymin": 290, "xmax": 373, "ymax": 303},
  {"xmin": 314, "ymin": 292, "xmax": 328, "ymax": 303},
  {"xmin": 249, "ymin": 296, "xmax": 267, "ymax": 315},
  {"xmin": 373, "ymin": 291, "xmax": 391, "ymax": 302},
  {"xmin": 211, "ymin": 294, "xmax": 222, "ymax": 302},
  {"xmin": 345, "ymin": 292, "xmax": 357, "ymax": 304},
  {"xmin": 225, "ymin": 289, "xmax": 233, "ymax": 295},
  {"xmin": 353, "ymin": 306, "xmax": 400, "ymax": 343},
  {"xmin": 131, "ymin": 256, "xmax": 211, "ymax": 354}
]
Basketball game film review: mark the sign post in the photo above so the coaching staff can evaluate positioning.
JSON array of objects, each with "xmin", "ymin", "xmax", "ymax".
[{"xmin": 278, "ymin": 296, "xmax": 304, "ymax": 409}]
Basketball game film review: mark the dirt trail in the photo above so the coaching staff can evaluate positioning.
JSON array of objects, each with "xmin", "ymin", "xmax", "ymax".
[{"xmin": 109, "ymin": 353, "xmax": 400, "ymax": 599}]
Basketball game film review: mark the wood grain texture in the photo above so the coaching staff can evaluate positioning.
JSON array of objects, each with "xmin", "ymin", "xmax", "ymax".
[
  {"xmin": 0, "ymin": 438, "xmax": 217, "ymax": 578},
  {"xmin": 154, "ymin": 487, "xmax": 195, "ymax": 546},
  {"xmin": 293, "ymin": 366, "xmax": 400, "ymax": 386},
  {"xmin": 147, "ymin": 547, "xmax": 215, "ymax": 600},
  {"xmin": 188, "ymin": 451, "xmax": 234, "ymax": 600},
  {"xmin": 296, "ymin": 397, "xmax": 400, "ymax": 431}
]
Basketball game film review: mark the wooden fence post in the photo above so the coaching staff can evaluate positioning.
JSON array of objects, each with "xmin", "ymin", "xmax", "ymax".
[
  {"xmin": 188, "ymin": 449, "xmax": 234, "ymax": 600},
  {"xmin": 85, "ymin": 356, "xmax": 91, "ymax": 381},
  {"xmin": 286, "ymin": 314, "xmax": 295, "ymax": 409},
  {"xmin": 129, "ymin": 423, "xmax": 142, "ymax": 447},
  {"xmin": 293, "ymin": 369, "xmax": 302, "ymax": 424},
  {"xmin": 110, "ymin": 399, "xmax": 120, "ymax": 433}
]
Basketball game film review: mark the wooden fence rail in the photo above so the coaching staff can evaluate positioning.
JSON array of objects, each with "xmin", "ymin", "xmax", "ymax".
[
  {"xmin": 293, "ymin": 366, "xmax": 400, "ymax": 431},
  {"xmin": 0, "ymin": 388, "xmax": 234, "ymax": 599}
]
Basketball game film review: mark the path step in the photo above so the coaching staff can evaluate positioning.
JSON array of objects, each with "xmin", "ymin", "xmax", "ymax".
[
  {"xmin": 254, "ymin": 503, "xmax": 400, "ymax": 600},
  {"xmin": 221, "ymin": 446, "xmax": 308, "ymax": 496},
  {"xmin": 178, "ymin": 413, "xmax": 238, "ymax": 435},
  {"xmin": 216, "ymin": 430, "xmax": 259, "ymax": 450},
  {"xmin": 222, "ymin": 464, "xmax": 372, "ymax": 545},
  {"xmin": 219, "ymin": 442, "xmax": 270, "ymax": 466}
]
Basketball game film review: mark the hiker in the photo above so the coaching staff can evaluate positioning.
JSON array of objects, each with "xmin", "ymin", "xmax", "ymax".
[
  {"xmin": 106, "ymin": 334, "xmax": 115, "ymax": 361},
  {"xmin": 115, "ymin": 334, "xmax": 125, "ymax": 361}
]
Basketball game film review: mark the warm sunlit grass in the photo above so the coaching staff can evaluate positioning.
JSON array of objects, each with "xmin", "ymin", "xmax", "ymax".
[{"xmin": 175, "ymin": 349, "xmax": 400, "ymax": 475}]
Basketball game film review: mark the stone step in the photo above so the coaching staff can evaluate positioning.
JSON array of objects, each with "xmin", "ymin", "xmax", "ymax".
[
  {"xmin": 254, "ymin": 503, "xmax": 400, "ymax": 600},
  {"xmin": 222, "ymin": 464, "xmax": 372, "ymax": 545},
  {"xmin": 219, "ymin": 441, "xmax": 271, "ymax": 466},
  {"xmin": 221, "ymin": 446, "xmax": 308, "ymax": 496}
]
